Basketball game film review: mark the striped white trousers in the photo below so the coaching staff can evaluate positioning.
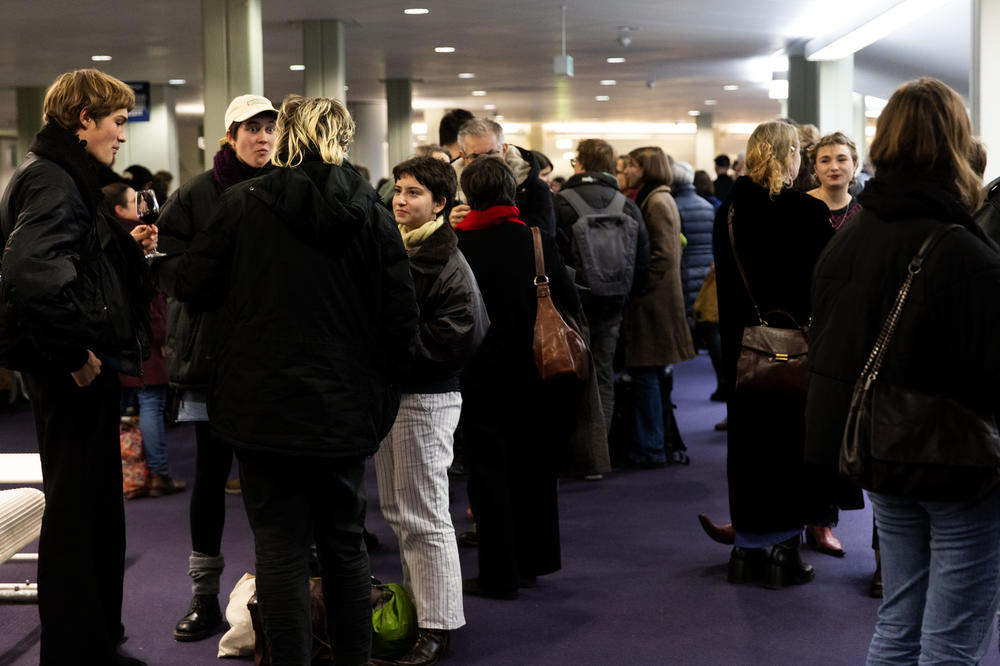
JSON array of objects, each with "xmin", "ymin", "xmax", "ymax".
[{"xmin": 375, "ymin": 391, "xmax": 466, "ymax": 630}]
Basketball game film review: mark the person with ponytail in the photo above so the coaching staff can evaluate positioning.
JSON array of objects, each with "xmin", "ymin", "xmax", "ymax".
[{"xmin": 706, "ymin": 120, "xmax": 834, "ymax": 589}]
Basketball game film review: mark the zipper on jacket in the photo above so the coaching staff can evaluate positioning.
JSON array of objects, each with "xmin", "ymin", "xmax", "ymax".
[{"xmin": 136, "ymin": 335, "xmax": 145, "ymax": 384}]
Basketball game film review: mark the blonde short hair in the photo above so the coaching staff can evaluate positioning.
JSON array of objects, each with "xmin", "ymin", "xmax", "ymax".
[
  {"xmin": 43, "ymin": 69, "xmax": 135, "ymax": 130},
  {"xmin": 271, "ymin": 95, "xmax": 355, "ymax": 168},
  {"xmin": 746, "ymin": 121, "xmax": 799, "ymax": 199}
]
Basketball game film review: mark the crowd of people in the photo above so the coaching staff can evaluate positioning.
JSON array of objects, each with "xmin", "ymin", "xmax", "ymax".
[{"xmin": 2, "ymin": 67, "xmax": 999, "ymax": 666}]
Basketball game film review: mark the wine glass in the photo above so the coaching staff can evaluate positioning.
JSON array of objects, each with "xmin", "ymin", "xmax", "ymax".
[{"xmin": 135, "ymin": 189, "xmax": 165, "ymax": 260}]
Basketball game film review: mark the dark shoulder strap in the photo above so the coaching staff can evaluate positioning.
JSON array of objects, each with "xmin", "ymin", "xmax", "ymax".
[
  {"xmin": 531, "ymin": 226, "xmax": 546, "ymax": 280},
  {"xmin": 727, "ymin": 205, "xmax": 764, "ymax": 324}
]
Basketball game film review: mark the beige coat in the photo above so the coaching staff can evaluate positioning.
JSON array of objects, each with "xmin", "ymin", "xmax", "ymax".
[{"xmin": 624, "ymin": 185, "xmax": 696, "ymax": 367}]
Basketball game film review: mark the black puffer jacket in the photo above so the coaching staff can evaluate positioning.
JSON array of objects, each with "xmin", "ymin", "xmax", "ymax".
[
  {"xmin": 673, "ymin": 182, "xmax": 716, "ymax": 319},
  {"xmin": 807, "ymin": 175, "xmax": 1000, "ymax": 470},
  {"xmin": 400, "ymin": 221, "xmax": 489, "ymax": 394},
  {"xmin": 174, "ymin": 158, "xmax": 418, "ymax": 458},
  {"xmin": 553, "ymin": 171, "xmax": 651, "ymax": 303},
  {"xmin": 0, "ymin": 123, "xmax": 151, "ymax": 374},
  {"xmin": 154, "ymin": 148, "xmax": 268, "ymax": 390}
]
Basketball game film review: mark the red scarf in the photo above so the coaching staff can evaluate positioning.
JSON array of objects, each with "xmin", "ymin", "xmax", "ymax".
[{"xmin": 455, "ymin": 205, "xmax": 526, "ymax": 231}]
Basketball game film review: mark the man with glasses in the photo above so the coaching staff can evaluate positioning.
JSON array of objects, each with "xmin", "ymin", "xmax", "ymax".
[{"xmin": 448, "ymin": 118, "xmax": 556, "ymax": 236}]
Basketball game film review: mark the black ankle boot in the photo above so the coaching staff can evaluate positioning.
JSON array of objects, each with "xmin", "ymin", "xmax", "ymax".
[
  {"xmin": 173, "ymin": 594, "xmax": 223, "ymax": 642},
  {"xmin": 765, "ymin": 535, "xmax": 815, "ymax": 590},
  {"xmin": 727, "ymin": 546, "xmax": 767, "ymax": 584}
]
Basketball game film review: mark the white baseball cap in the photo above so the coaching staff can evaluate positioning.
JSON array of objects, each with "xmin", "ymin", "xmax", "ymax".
[{"xmin": 224, "ymin": 94, "xmax": 277, "ymax": 132}]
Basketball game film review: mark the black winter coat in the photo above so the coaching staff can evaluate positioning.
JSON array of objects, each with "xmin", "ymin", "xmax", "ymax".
[
  {"xmin": 553, "ymin": 171, "xmax": 651, "ymax": 303},
  {"xmin": 807, "ymin": 176, "xmax": 1000, "ymax": 483},
  {"xmin": 0, "ymin": 123, "xmax": 151, "ymax": 375},
  {"xmin": 674, "ymin": 182, "xmax": 716, "ymax": 319},
  {"xmin": 512, "ymin": 145, "xmax": 557, "ymax": 238},
  {"xmin": 712, "ymin": 177, "xmax": 834, "ymax": 533},
  {"xmin": 401, "ymin": 221, "xmax": 489, "ymax": 394},
  {"xmin": 174, "ymin": 158, "xmax": 419, "ymax": 458}
]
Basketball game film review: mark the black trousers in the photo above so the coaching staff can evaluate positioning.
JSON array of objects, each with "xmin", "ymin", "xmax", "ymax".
[
  {"xmin": 237, "ymin": 449, "xmax": 371, "ymax": 666},
  {"xmin": 23, "ymin": 369, "xmax": 125, "ymax": 665},
  {"xmin": 463, "ymin": 391, "xmax": 561, "ymax": 594},
  {"xmin": 190, "ymin": 421, "xmax": 234, "ymax": 556}
]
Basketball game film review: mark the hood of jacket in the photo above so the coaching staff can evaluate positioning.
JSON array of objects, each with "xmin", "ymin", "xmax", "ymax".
[
  {"xmin": 244, "ymin": 157, "xmax": 375, "ymax": 248},
  {"xmin": 858, "ymin": 173, "xmax": 985, "ymax": 238}
]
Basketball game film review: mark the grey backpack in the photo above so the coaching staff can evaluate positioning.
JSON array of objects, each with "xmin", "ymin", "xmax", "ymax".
[{"xmin": 559, "ymin": 188, "xmax": 640, "ymax": 298}]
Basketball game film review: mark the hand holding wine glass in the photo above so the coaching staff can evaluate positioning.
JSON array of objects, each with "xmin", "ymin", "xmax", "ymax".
[{"xmin": 136, "ymin": 189, "xmax": 165, "ymax": 259}]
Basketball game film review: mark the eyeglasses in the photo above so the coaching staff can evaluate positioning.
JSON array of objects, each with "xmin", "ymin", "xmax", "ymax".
[
  {"xmin": 464, "ymin": 149, "xmax": 501, "ymax": 161},
  {"xmin": 570, "ymin": 158, "xmax": 577, "ymax": 167}
]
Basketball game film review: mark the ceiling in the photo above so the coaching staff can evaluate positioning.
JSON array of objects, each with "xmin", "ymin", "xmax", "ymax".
[{"xmin": 0, "ymin": 0, "xmax": 972, "ymax": 131}]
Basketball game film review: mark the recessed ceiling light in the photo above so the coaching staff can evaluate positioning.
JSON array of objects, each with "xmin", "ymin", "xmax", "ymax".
[
  {"xmin": 595, "ymin": 95, "xmax": 610, "ymax": 102},
  {"xmin": 471, "ymin": 90, "xmax": 487, "ymax": 96},
  {"xmin": 704, "ymin": 99, "xmax": 718, "ymax": 105},
  {"xmin": 688, "ymin": 110, "xmax": 701, "ymax": 116},
  {"xmin": 495, "ymin": 115, "xmax": 505, "ymax": 121},
  {"xmin": 723, "ymin": 84, "xmax": 739, "ymax": 91},
  {"xmin": 403, "ymin": 8, "xmax": 429, "ymax": 14},
  {"xmin": 435, "ymin": 47, "xmax": 455, "ymax": 53},
  {"xmin": 483, "ymin": 104, "xmax": 497, "ymax": 110},
  {"xmin": 91, "ymin": 55, "xmax": 112, "ymax": 61},
  {"xmin": 607, "ymin": 57, "xmax": 626, "ymax": 64},
  {"xmin": 168, "ymin": 79, "xmax": 186, "ymax": 85},
  {"xmin": 289, "ymin": 64, "xmax": 305, "ymax": 71},
  {"xmin": 458, "ymin": 72, "xmax": 476, "ymax": 79},
  {"xmin": 600, "ymin": 80, "xmax": 617, "ymax": 86}
]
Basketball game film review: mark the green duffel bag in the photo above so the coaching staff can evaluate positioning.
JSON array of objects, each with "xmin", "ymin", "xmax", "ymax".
[{"xmin": 371, "ymin": 582, "xmax": 417, "ymax": 658}]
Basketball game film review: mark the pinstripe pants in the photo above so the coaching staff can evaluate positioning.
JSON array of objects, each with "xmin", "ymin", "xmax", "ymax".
[{"xmin": 375, "ymin": 391, "xmax": 466, "ymax": 630}]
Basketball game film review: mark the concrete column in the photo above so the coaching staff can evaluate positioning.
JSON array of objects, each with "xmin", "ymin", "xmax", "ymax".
[
  {"xmin": 347, "ymin": 101, "xmax": 387, "ymax": 184},
  {"xmin": 787, "ymin": 55, "xmax": 819, "ymax": 127},
  {"xmin": 852, "ymin": 92, "xmax": 868, "ymax": 168},
  {"xmin": 385, "ymin": 80, "xmax": 412, "ymax": 171},
  {"xmin": 303, "ymin": 20, "xmax": 346, "ymax": 101},
  {"xmin": 694, "ymin": 113, "xmax": 715, "ymax": 174},
  {"xmin": 421, "ymin": 108, "xmax": 444, "ymax": 146},
  {"xmin": 16, "ymin": 87, "xmax": 44, "ymax": 163},
  {"xmin": 817, "ymin": 55, "xmax": 854, "ymax": 135},
  {"xmin": 973, "ymin": 0, "xmax": 1000, "ymax": 182},
  {"xmin": 116, "ymin": 85, "xmax": 180, "ymax": 183},
  {"xmin": 201, "ymin": 0, "xmax": 264, "ymax": 171},
  {"xmin": 526, "ymin": 123, "xmax": 544, "ymax": 151}
]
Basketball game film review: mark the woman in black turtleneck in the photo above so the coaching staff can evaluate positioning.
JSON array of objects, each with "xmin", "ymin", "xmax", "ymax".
[{"xmin": 153, "ymin": 94, "xmax": 278, "ymax": 643}]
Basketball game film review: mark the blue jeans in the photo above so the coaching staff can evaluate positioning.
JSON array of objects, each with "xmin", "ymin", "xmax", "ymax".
[
  {"xmin": 121, "ymin": 386, "xmax": 168, "ymax": 474},
  {"xmin": 867, "ymin": 489, "xmax": 1000, "ymax": 665},
  {"xmin": 630, "ymin": 366, "xmax": 665, "ymax": 464}
]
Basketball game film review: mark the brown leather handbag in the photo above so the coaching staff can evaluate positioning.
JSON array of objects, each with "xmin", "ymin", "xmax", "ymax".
[
  {"xmin": 727, "ymin": 206, "xmax": 809, "ymax": 396},
  {"xmin": 531, "ymin": 226, "xmax": 589, "ymax": 382},
  {"xmin": 839, "ymin": 223, "xmax": 1000, "ymax": 502}
]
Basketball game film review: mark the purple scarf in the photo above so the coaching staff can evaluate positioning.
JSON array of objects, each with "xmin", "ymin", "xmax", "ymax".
[{"xmin": 212, "ymin": 144, "xmax": 263, "ymax": 191}]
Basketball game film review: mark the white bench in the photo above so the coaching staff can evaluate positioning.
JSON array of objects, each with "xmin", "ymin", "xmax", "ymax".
[{"xmin": 0, "ymin": 453, "xmax": 43, "ymax": 603}]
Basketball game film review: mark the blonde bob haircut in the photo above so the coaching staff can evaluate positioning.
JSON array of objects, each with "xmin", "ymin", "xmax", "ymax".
[
  {"xmin": 43, "ymin": 69, "xmax": 135, "ymax": 131},
  {"xmin": 271, "ymin": 95, "xmax": 355, "ymax": 168},
  {"xmin": 746, "ymin": 120, "xmax": 799, "ymax": 199},
  {"xmin": 869, "ymin": 78, "xmax": 982, "ymax": 212}
]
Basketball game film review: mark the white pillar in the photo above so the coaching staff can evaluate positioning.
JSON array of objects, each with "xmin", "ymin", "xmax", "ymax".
[
  {"xmin": 201, "ymin": 0, "xmax": 264, "ymax": 171},
  {"xmin": 303, "ymin": 20, "xmax": 346, "ymax": 101},
  {"xmin": 347, "ymin": 101, "xmax": 387, "ymax": 184},
  {"xmin": 694, "ymin": 113, "xmax": 716, "ymax": 175},
  {"xmin": 973, "ymin": 0, "xmax": 1000, "ymax": 182},
  {"xmin": 421, "ymin": 108, "xmax": 444, "ymax": 147},
  {"xmin": 817, "ymin": 55, "xmax": 854, "ymax": 135}
]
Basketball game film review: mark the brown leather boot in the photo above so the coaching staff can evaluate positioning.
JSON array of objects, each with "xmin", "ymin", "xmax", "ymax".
[
  {"xmin": 869, "ymin": 550, "xmax": 883, "ymax": 598},
  {"xmin": 148, "ymin": 473, "xmax": 187, "ymax": 497},
  {"xmin": 371, "ymin": 628, "xmax": 449, "ymax": 666}
]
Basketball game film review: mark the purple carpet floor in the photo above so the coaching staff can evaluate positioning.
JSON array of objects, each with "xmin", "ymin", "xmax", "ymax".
[{"xmin": 2, "ymin": 353, "xmax": 998, "ymax": 665}]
